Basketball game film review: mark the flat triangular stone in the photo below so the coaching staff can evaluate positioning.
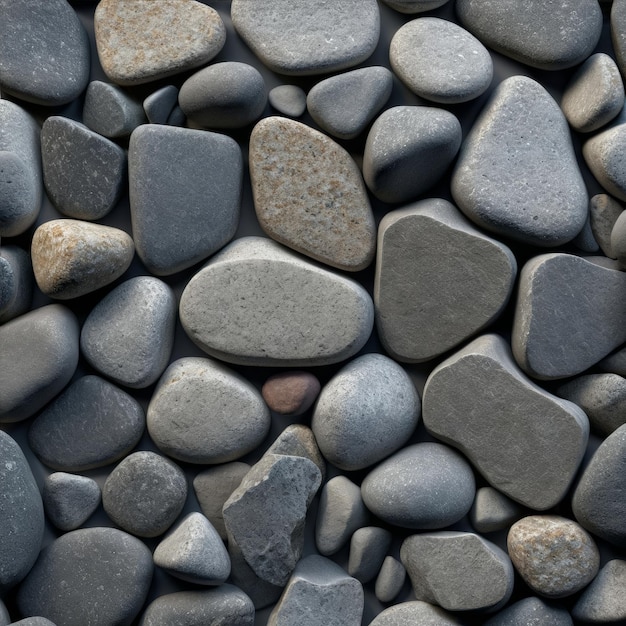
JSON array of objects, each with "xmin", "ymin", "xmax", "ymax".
[
  {"xmin": 43, "ymin": 472, "xmax": 101, "ymax": 532},
  {"xmin": 512, "ymin": 253, "xmax": 626, "ymax": 379},
  {"xmin": 451, "ymin": 76, "xmax": 588, "ymax": 246}
]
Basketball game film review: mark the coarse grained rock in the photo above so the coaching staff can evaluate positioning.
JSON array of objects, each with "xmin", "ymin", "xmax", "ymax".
[
  {"xmin": 264, "ymin": 424, "xmax": 326, "ymax": 482},
  {"xmin": 42, "ymin": 472, "xmax": 101, "ymax": 531}
]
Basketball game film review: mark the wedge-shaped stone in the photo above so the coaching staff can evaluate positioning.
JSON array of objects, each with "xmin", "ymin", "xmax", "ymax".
[
  {"xmin": 43, "ymin": 472, "xmax": 101, "ymax": 532},
  {"xmin": 512, "ymin": 254, "xmax": 626, "ymax": 379},
  {"xmin": 469, "ymin": 487, "xmax": 524, "ymax": 534},
  {"xmin": 265, "ymin": 424, "xmax": 326, "ymax": 482},
  {"xmin": 375, "ymin": 199, "xmax": 516, "ymax": 362},
  {"xmin": 179, "ymin": 237, "xmax": 374, "ymax": 366},
  {"xmin": 250, "ymin": 117, "xmax": 375, "ymax": 271},
  {"xmin": 423, "ymin": 334, "xmax": 589, "ymax": 510},
  {"xmin": 451, "ymin": 76, "xmax": 588, "ymax": 246}
]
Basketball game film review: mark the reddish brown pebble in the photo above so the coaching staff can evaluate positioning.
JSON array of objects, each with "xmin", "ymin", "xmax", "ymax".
[{"xmin": 262, "ymin": 371, "xmax": 321, "ymax": 416}]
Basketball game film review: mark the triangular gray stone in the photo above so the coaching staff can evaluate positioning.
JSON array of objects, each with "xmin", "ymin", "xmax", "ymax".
[{"xmin": 43, "ymin": 472, "xmax": 101, "ymax": 531}]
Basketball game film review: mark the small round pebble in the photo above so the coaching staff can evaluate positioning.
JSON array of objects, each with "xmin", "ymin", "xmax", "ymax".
[
  {"xmin": 43, "ymin": 472, "xmax": 101, "ymax": 531},
  {"xmin": 375, "ymin": 557, "xmax": 406, "ymax": 604},
  {"xmin": 268, "ymin": 85, "xmax": 307, "ymax": 117},
  {"xmin": 262, "ymin": 371, "xmax": 321, "ymax": 415}
]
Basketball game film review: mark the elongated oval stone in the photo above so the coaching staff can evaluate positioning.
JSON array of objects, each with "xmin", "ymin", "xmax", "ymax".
[
  {"xmin": 179, "ymin": 237, "xmax": 373, "ymax": 366},
  {"xmin": 451, "ymin": 75, "xmax": 588, "ymax": 246}
]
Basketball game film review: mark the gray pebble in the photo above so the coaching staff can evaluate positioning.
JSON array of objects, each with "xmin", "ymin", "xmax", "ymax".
[
  {"xmin": 81, "ymin": 276, "xmax": 176, "ymax": 389},
  {"xmin": 306, "ymin": 66, "xmax": 393, "ymax": 139},
  {"xmin": 143, "ymin": 85, "xmax": 179, "ymax": 124},
  {"xmin": 265, "ymin": 424, "xmax": 326, "ymax": 482},
  {"xmin": 179, "ymin": 62, "xmax": 267, "ymax": 129},
  {"xmin": 43, "ymin": 472, "xmax": 101, "ymax": 531},
  {"xmin": 457, "ymin": 0, "xmax": 602, "ymax": 70},
  {"xmin": 29, "ymin": 375, "xmax": 145, "ymax": 471},
  {"xmin": 452, "ymin": 76, "xmax": 588, "ymax": 246},
  {"xmin": 268, "ymin": 555, "xmax": 364, "ymax": 626},
  {"xmin": 363, "ymin": 105, "xmax": 461, "ymax": 204},
  {"xmin": 572, "ymin": 213, "xmax": 600, "ymax": 253},
  {"xmin": 375, "ymin": 557, "xmax": 406, "ymax": 604},
  {"xmin": 423, "ymin": 334, "xmax": 589, "ymax": 510},
  {"xmin": 312, "ymin": 353, "xmax": 420, "ymax": 471},
  {"xmin": 166, "ymin": 105, "xmax": 186, "ymax": 127},
  {"xmin": 179, "ymin": 237, "xmax": 374, "ymax": 366},
  {"xmin": 0, "ymin": 256, "xmax": 13, "ymax": 314},
  {"xmin": 612, "ymin": 0, "xmax": 626, "ymax": 82},
  {"xmin": 611, "ymin": 206, "xmax": 626, "ymax": 269},
  {"xmin": 0, "ymin": 304, "xmax": 79, "ymax": 423},
  {"xmin": 129, "ymin": 124, "xmax": 242, "ymax": 276},
  {"xmin": 584, "ymin": 123, "xmax": 626, "ymax": 201},
  {"xmin": 469, "ymin": 487, "xmax": 524, "ymax": 534},
  {"xmin": 231, "ymin": 0, "xmax": 380, "ymax": 75},
  {"xmin": 390, "ymin": 17, "xmax": 492, "ymax": 104},
  {"xmin": 348, "ymin": 526, "xmax": 392, "ymax": 584},
  {"xmin": 0, "ymin": 245, "xmax": 33, "ymax": 323},
  {"xmin": 572, "ymin": 559, "xmax": 626, "ymax": 623},
  {"xmin": 507, "ymin": 515, "xmax": 599, "ymax": 598},
  {"xmin": 590, "ymin": 193, "xmax": 623, "ymax": 258},
  {"xmin": 484, "ymin": 597, "xmax": 573, "ymax": 626},
  {"xmin": 380, "ymin": 0, "xmax": 450, "ymax": 12},
  {"xmin": 401, "ymin": 531, "xmax": 514, "ymax": 611},
  {"xmin": 268, "ymin": 85, "xmax": 307, "ymax": 117},
  {"xmin": 10, "ymin": 619, "xmax": 58, "ymax": 626},
  {"xmin": 0, "ymin": 0, "xmax": 90, "ymax": 105},
  {"xmin": 147, "ymin": 357, "xmax": 270, "ymax": 464},
  {"xmin": 369, "ymin": 601, "xmax": 461, "ymax": 626},
  {"xmin": 361, "ymin": 443, "xmax": 475, "ymax": 529},
  {"xmin": 17, "ymin": 527, "xmax": 153, "ymax": 626},
  {"xmin": 598, "ymin": 344, "xmax": 626, "ymax": 377},
  {"xmin": 102, "ymin": 451, "xmax": 187, "ymax": 538},
  {"xmin": 41, "ymin": 116, "xmax": 126, "ymax": 220}
]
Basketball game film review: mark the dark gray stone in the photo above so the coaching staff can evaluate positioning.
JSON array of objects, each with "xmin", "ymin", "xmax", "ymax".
[
  {"xmin": 599, "ymin": 344, "xmax": 626, "ymax": 377},
  {"xmin": 0, "ymin": 0, "xmax": 90, "ymax": 105},
  {"xmin": 0, "ymin": 600, "xmax": 8, "ymax": 625},
  {"xmin": 43, "ymin": 472, "xmax": 101, "ymax": 531},
  {"xmin": 572, "ymin": 559, "xmax": 626, "ymax": 623},
  {"xmin": 166, "ymin": 105, "xmax": 186, "ymax": 127},
  {"xmin": 584, "ymin": 123, "xmax": 626, "ymax": 202},
  {"xmin": 143, "ymin": 85, "xmax": 179, "ymax": 124},
  {"xmin": 469, "ymin": 487, "xmax": 524, "ymax": 534},
  {"xmin": 0, "ymin": 245, "xmax": 33, "ymax": 323},
  {"xmin": 572, "ymin": 213, "xmax": 600, "ymax": 253},
  {"xmin": 452, "ymin": 76, "xmax": 588, "ymax": 246},
  {"xmin": 369, "ymin": 601, "xmax": 461, "ymax": 626},
  {"xmin": 17, "ymin": 527, "xmax": 153, "ymax": 626},
  {"xmin": 29, "ymin": 375, "xmax": 145, "ymax": 471},
  {"xmin": 262, "ymin": 372, "xmax": 321, "ymax": 416},
  {"xmin": 612, "ymin": 0, "xmax": 626, "ymax": 84},
  {"xmin": 375, "ymin": 557, "xmax": 406, "ymax": 604},
  {"xmin": 348, "ymin": 526, "xmax": 392, "ymax": 584},
  {"xmin": 268, "ymin": 85, "xmax": 306, "ymax": 117},
  {"xmin": 484, "ymin": 597, "xmax": 573, "ymax": 626},
  {"xmin": 102, "ymin": 451, "xmax": 187, "ymax": 538},
  {"xmin": 264, "ymin": 424, "xmax": 326, "ymax": 482},
  {"xmin": 0, "ymin": 304, "xmax": 79, "ymax": 423},
  {"xmin": 590, "ymin": 193, "xmax": 623, "ymax": 258},
  {"xmin": 0, "ymin": 256, "xmax": 12, "ymax": 314},
  {"xmin": 41, "ymin": 116, "xmax": 126, "ymax": 220},
  {"xmin": 129, "ymin": 124, "xmax": 242, "ymax": 276}
]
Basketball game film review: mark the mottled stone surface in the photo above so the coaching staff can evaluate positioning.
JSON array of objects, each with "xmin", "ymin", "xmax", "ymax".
[
  {"xmin": 262, "ymin": 372, "xmax": 321, "ymax": 416},
  {"xmin": 572, "ymin": 559, "xmax": 626, "ymax": 623},
  {"xmin": 265, "ymin": 424, "xmax": 326, "ymax": 481},
  {"xmin": 43, "ymin": 472, "xmax": 101, "ymax": 531}
]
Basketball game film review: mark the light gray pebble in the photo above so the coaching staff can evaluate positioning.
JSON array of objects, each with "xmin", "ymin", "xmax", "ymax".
[
  {"xmin": 0, "ymin": 245, "xmax": 33, "ymax": 323},
  {"xmin": 484, "ymin": 597, "xmax": 573, "ymax": 626},
  {"xmin": 572, "ymin": 559, "xmax": 626, "ymax": 623},
  {"xmin": 590, "ymin": 193, "xmax": 623, "ymax": 258},
  {"xmin": 348, "ymin": 526, "xmax": 391, "ymax": 584},
  {"xmin": 43, "ymin": 472, "xmax": 101, "ymax": 531},
  {"xmin": 369, "ymin": 601, "xmax": 461, "ymax": 626},
  {"xmin": 469, "ymin": 487, "xmax": 524, "ymax": 534},
  {"xmin": 306, "ymin": 66, "xmax": 392, "ymax": 139},
  {"xmin": 612, "ymin": 0, "xmax": 626, "ymax": 83},
  {"xmin": 268, "ymin": 85, "xmax": 307, "ymax": 117},
  {"xmin": 584, "ymin": 123, "xmax": 626, "ymax": 201},
  {"xmin": 264, "ymin": 424, "xmax": 326, "ymax": 482},
  {"xmin": 611, "ymin": 208, "xmax": 626, "ymax": 269},
  {"xmin": 143, "ymin": 85, "xmax": 179, "ymax": 124},
  {"xmin": 375, "ymin": 557, "xmax": 406, "ymax": 604},
  {"xmin": 380, "ymin": 0, "xmax": 450, "ymax": 12}
]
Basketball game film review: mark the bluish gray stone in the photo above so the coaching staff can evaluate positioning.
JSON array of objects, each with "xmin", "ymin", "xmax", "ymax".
[
  {"xmin": 268, "ymin": 85, "xmax": 306, "ymax": 117},
  {"xmin": 0, "ymin": 256, "xmax": 12, "ymax": 314},
  {"xmin": 0, "ymin": 599, "xmax": 8, "ymax": 625},
  {"xmin": 306, "ymin": 67, "xmax": 392, "ymax": 139},
  {"xmin": 29, "ymin": 375, "xmax": 145, "ymax": 471},
  {"xmin": 380, "ymin": 0, "xmax": 450, "ymax": 12},
  {"xmin": 572, "ymin": 213, "xmax": 600, "ymax": 253},
  {"xmin": 452, "ymin": 76, "xmax": 588, "ymax": 246},
  {"xmin": 231, "ymin": 0, "xmax": 380, "ymax": 75},
  {"xmin": 590, "ymin": 193, "xmax": 623, "ymax": 258},
  {"xmin": 166, "ymin": 105, "xmax": 186, "ymax": 127},
  {"xmin": 369, "ymin": 601, "xmax": 461, "ymax": 626},
  {"xmin": 264, "ymin": 424, "xmax": 326, "ymax": 482},
  {"xmin": 599, "ymin": 344, "xmax": 626, "ymax": 377},
  {"xmin": 0, "ymin": 304, "xmax": 79, "ymax": 423},
  {"xmin": 80, "ymin": 276, "xmax": 176, "ymax": 389},
  {"xmin": 143, "ymin": 85, "xmax": 179, "ymax": 124},
  {"xmin": 363, "ymin": 105, "xmax": 461, "ymax": 203},
  {"xmin": 0, "ymin": 0, "xmax": 90, "ymax": 105},
  {"xmin": 572, "ymin": 559, "xmax": 626, "ymax": 623},
  {"xmin": 375, "ymin": 557, "xmax": 406, "ymax": 604},
  {"xmin": 583, "ymin": 123, "xmax": 626, "ymax": 201},
  {"xmin": 17, "ymin": 528, "xmax": 153, "ymax": 626},
  {"xmin": 484, "ymin": 597, "xmax": 573, "ymax": 626},
  {"xmin": 41, "ymin": 116, "xmax": 126, "ymax": 220},
  {"xmin": 0, "ymin": 245, "xmax": 33, "ymax": 323},
  {"xmin": 469, "ymin": 487, "xmax": 524, "ymax": 534},
  {"xmin": 43, "ymin": 472, "xmax": 101, "ymax": 531},
  {"xmin": 129, "ymin": 124, "xmax": 242, "ymax": 276},
  {"xmin": 348, "ymin": 527, "xmax": 392, "ymax": 584}
]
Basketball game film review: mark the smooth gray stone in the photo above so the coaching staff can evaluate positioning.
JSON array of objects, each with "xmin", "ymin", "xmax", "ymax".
[
  {"xmin": 0, "ymin": 431, "xmax": 44, "ymax": 594},
  {"xmin": 83, "ymin": 81, "xmax": 146, "ymax": 139},
  {"xmin": 10, "ymin": 619, "xmax": 57, "ymax": 626},
  {"xmin": 0, "ymin": 304, "xmax": 79, "ymax": 423},
  {"xmin": 129, "ymin": 124, "xmax": 242, "ymax": 276},
  {"xmin": 561, "ymin": 53, "xmax": 624, "ymax": 133},
  {"xmin": 80, "ymin": 276, "xmax": 176, "ymax": 389},
  {"xmin": 0, "ymin": 100, "xmax": 42, "ymax": 237},
  {"xmin": 469, "ymin": 487, "xmax": 524, "ymax": 534},
  {"xmin": 423, "ymin": 334, "xmax": 589, "ymax": 510},
  {"xmin": 590, "ymin": 193, "xmax": 623, "ymax": 258},
  {"xmin": 179, "ymin": 237, "xmax": 374, "ymax": 366},
  {"xmin": 611, "ymin": 204, "xmax": 626, "ymax": 268},
  {"xmin": 0, "ymin": 0, "xmax": 89, "ymax": 105},
  {"xmin": 363, "ymin": 105, "xmax": 461, "ymax": 204},
  {"xmin": 268, "ymin": 85, "xmax": 307, "ymax": 117},
  {"xmin": 306, "ymin": 66, "xmax": 392, "ymax": 139},
  {"xmin": 265, "ymin": 424, "xmax": 326, "ymax": 482},
  {"xmin": 153, "ymin": 512, "xmax": 230, "ymax": 585},
  {"xmin": 508, "ymin": 515, "xmax": 599, "ymax": 598},
  {"xmin": 140, "ymin": 586, "xmax": 255, "ymax": 626},
  {"xmin": 0, "ymin": 245, "xmax": 33, "ymax": 323},
  {"xmin": 572, "ymin": 213, "xmax": 600, "ymax": 253},
  {"xmin": 102, "ymin": 451, "xmax": 187, "ymax": 538},
  {"xmin": 572, "ymin": 559, "xmax": 626, "ymax": 623},
  {"xmin": 42, "ymin": 472, "xmax": 101, "ymax": 531},
  {"xmin": 584, "ymin": 123, "xmax": 626, "ymax": 201},
  {"xmin": 180, "ymin": 62, "xmax": 267, "ymax": 129},
  {"xmin": 612, "ymin": 0, "xmax": 626, "ymax": 83},
  {"xmin": 599, "ymin": 344, "xmax": 626, "ymax": 377},
  {"xmin": 380, "ymin": 0, "xmax": 450, "ymax": 12},
  {"xmin": 312, "ymin": 353, "xmax": 420, "ymax": 471},
  {"xmin": 361, "ymin": 443, "xmax": 475, "ymax": 530},
  {"xmin": 390, "ymin": 17, "xmax": 492, "ymax": 104},
  {"xmin": 452, "ymin": 76, "xmax": 588, "ymax": 246},
  {"xmin": 167, "ymin": 105, "xmax": 186, "ymax": 127},
  {"xmin": 143, "ymin": 85, "xmax": 179, "ymax": 124},
  {"xmin": 316, "ymin": 475, "xmax": 369, "ymax": 556},
  {"xmin": 249, "ymin": 117, "xmax": 375, "ymax": 271},
  {"xmin": 375, "ymin": 199, "xmax": 516, "ymax": 362},
  {"xmin": 268, "ymin": 555, "xmax": 364, "ymax": 626},
  {"xmin": 457, "ymin": 0, "xmax": 602, "ymax": 70},
  {"xmin": 572, "ymin": 423, "xmax": 626, "ymax": 547},
  {"xmin": 17, "ymin": 527, "xmax": 153, "ymax": 626},
  {"xmin": 0, "ymin": 600, "xmax": 8, "ymax": 626},
  {"xmin": 369, "ymin": 601, "xmax": 461, "ymax": 626},
  {"xmin": 223, "ymin": 454, "xmax": 321, "ymax": 586},
  {"xmin": 231, "ymin": 0, "xmax": 380, "ymax": 75},
  {"xmin": 31, "ymin": 219, "xmax": 135, "ymax": 300},
  {"xmin": 484, "ymin": 597, "xmax": 573, "ymax": 626},
  {"xmin": 41, "ymin": 116, "xmax": 126, "ymax": 220},
  {"xmin": 29, "ymin": 375, "xmax": 145, "ymax": 471},
  {"xmin": 375, "ymin": 557, "xmax": 406, "ymax": 604},
  {"xmin": 148, "ymin": 357, "xmax": 270, "ymax": 464},
  {"xmin": 401, "ymin": 532, "xmax": 514, "ymax": 611},
  {"xmin": 512, "ymin": 253, "xmax": 626, "ymax": 379},
  {"xmin": 348, "ymin": 527, "xmax": 392, "ymax": 584}
]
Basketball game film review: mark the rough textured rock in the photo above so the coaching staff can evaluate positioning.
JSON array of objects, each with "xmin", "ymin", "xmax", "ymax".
[
  {"xmin": 583, "ymin": 123, "xmax": 626, "ymax": 201},
  {"xmin": 348, "ymin": 527, "xmax": 392, "ymax": 584},
  {"xmin": 469, "ymin": 487, "xmax": 524, "ymax": 534},
  {"xmin": 484, "ymin": 597, "xmax": 573, "ymax": 626},
  {"xmin": 0, "ymin": 245, "xmax": 33, "ymax": 323},
  {"xmin": 375, "ymin": 557, "xmax": 406, "ymax": 604},
  {"xmin": 369, "ymin": 601, "xmax": 461, "ymax": 626},
  {"xmin": 590, "ymin": 193, "xmax": 623, "ymax": 258},
  {"xmin": 143, "ymin": 85, "xmax": 179, "ymax": 124},
  {"xmin": 42, "ymin": 472, "xmax": 101, "ymax": 531},
  {"xmin": 264, "ymin": 424, "xmax": 326, "ymax": 481},
  {"xmin": 572, "ymin": 559, "xmax": 626, "ymax": 623},
  {"xmin": 268, "ymin": 85, "xmax": 307, "ymax": 117},
  {"xmin": 262, "ymin": 372, "xmax": 321, "ymax": 416}
]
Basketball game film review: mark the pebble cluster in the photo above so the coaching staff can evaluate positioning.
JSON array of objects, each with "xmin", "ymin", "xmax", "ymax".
[{"xmin": 2, "ymin": 0, "xmax": 626, "ymax": 625}]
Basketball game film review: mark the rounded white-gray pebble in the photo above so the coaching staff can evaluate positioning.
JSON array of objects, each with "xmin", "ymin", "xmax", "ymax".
[{"xmin": 268, "ymin": 85, "xmax": 307, "ymax": 117}]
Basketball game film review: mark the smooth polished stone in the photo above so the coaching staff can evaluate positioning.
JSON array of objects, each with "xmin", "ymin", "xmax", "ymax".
[
  {"xmin": 369, "ymin": 601, "xmax": 461, "ymax": 626},
  {"xmin": 0, "ymin": 245, "xmax": 33, "ymax": 323},
  {"xmin": 348, "ymin": 527, "xmax": 391, "ymax": 584},
  {"xmin": 484, "ymin": 597, "xmax": 573, "ymax": 626},
  {"xmin": 584, "ymin": 123, "xmax": 626, "ymax": 201},
  {"xmin": 375, "ymin": 557, "xmax": 406, "ymax": 604},
  {"xmin": 590, "ymin": 193, "xmax": 623, "ymax": 258},
  {"xmin": 143, "ymin": 85, "xmax": 179, "ymax": 124},
  {"xmin": 268, "ymin": 85, "xmax": 307, "ymax": 117},
  {"xmin": 612, "ymin": 0, "xmax": 626, "ymax": 82},
  {"xmin": 262, "ymin": 372, "xmax": 321, "ymax": 416},
  {"xmin": 612, "ymin": 208, "xmax": 626, "ymax": 269},
  {"xmin": 380, "ymin": 0, "xmax": 450, "ymax": 12},
  {"xmin": 572, "ymin": 560, "xmax": 626, "ymax": 623},
  {"xmin": 42, "ymin": 472, "xmax": 101, "ymax": 531},
  {"xmin": 469, "ymin": 487, "xmax": 524, "ymax": 534}
]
